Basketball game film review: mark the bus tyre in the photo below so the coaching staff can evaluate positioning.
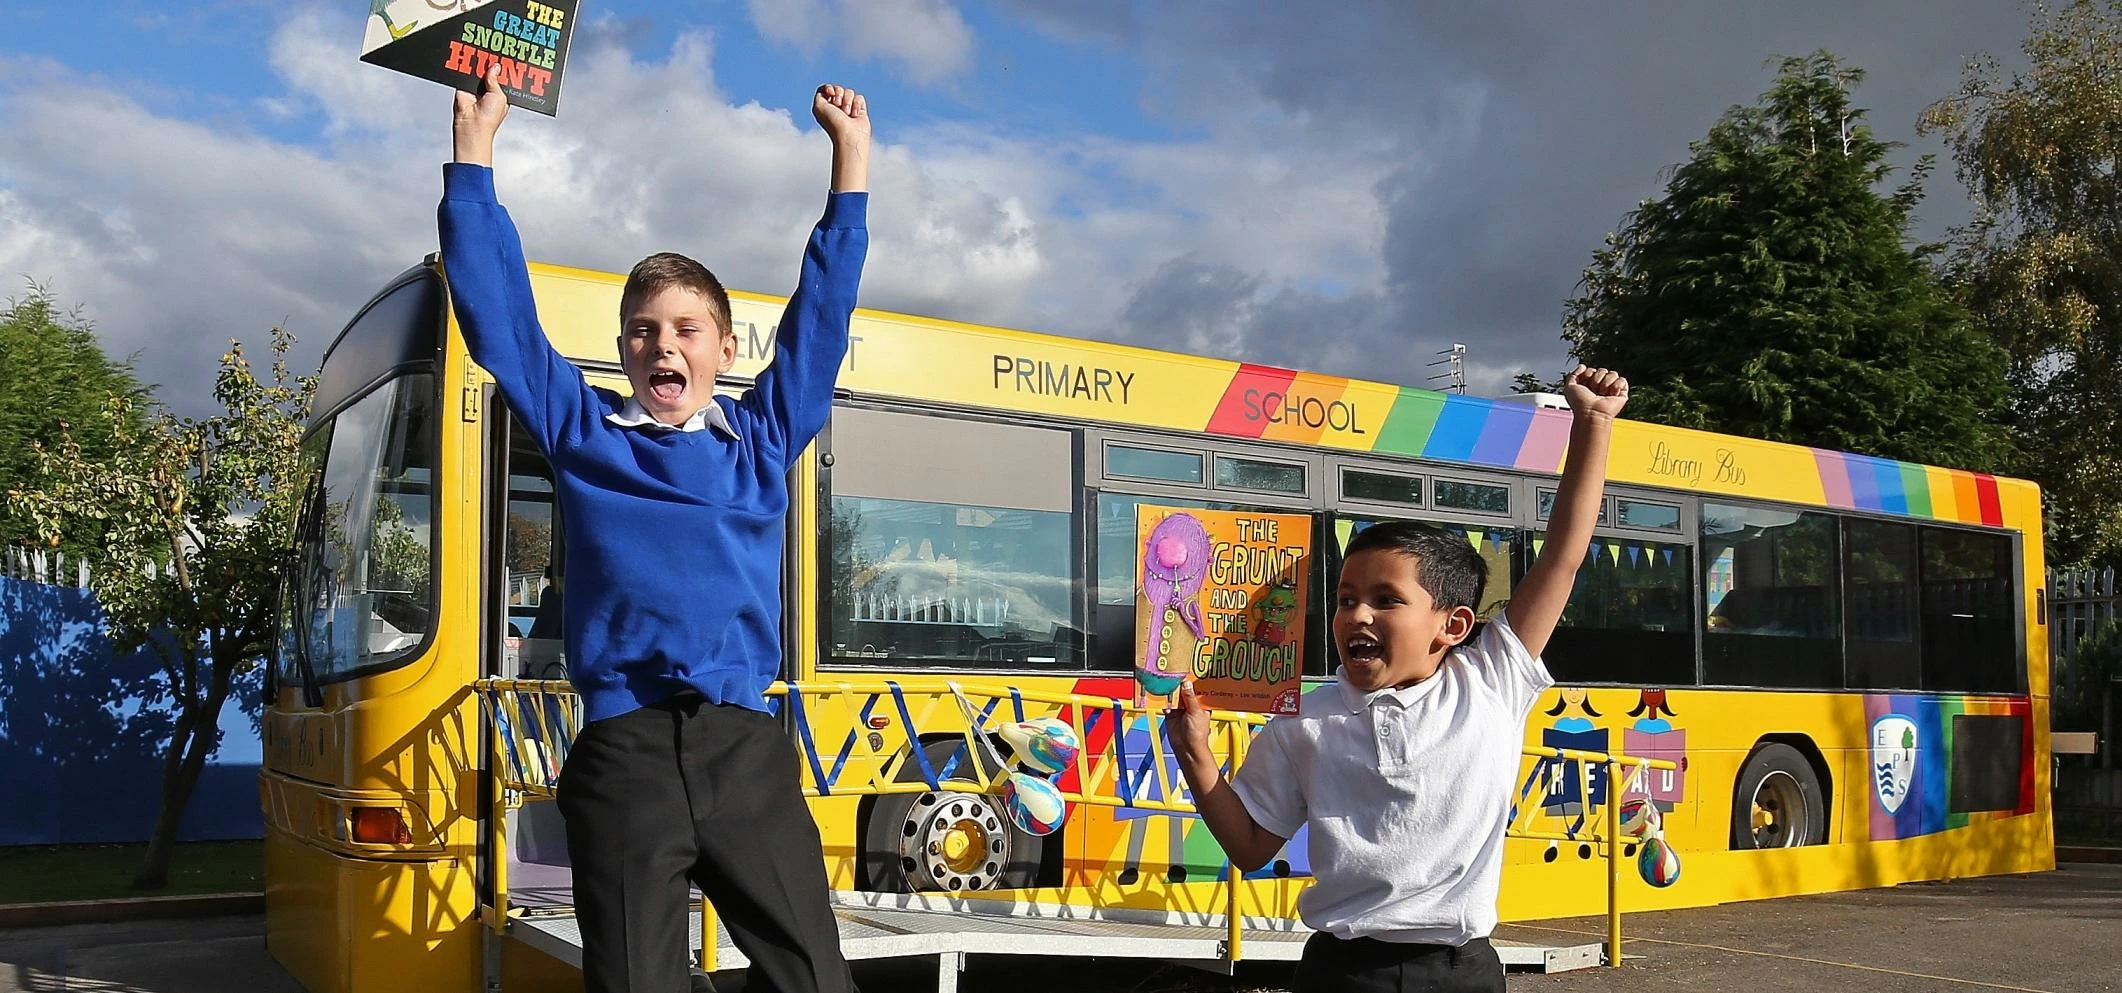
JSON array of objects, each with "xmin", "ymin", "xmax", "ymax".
[
  {"xmin": 859, "ymin": 739, "xmax": 1044, "ymax": 893},
  {"xmin": 1730, "ymin": 743, "xmax": 1826, "ymax": 850}
]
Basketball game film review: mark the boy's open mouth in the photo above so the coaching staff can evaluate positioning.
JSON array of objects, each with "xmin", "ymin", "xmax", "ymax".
[
  {"xmin": 1344, "ymin": 635, "xmax": 1383, "ymax": 666},
  {"xmin": 648, "ymin": 370, "xmax": 687, "ymax": 404}
]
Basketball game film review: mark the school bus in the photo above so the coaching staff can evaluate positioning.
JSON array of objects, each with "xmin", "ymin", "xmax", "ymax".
[{"xmin": 259, "ymin": 256, "xmax": 2053, "ymax": 992}]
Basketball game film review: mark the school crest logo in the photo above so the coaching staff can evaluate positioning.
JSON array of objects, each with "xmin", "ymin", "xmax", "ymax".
[{"xmin": 1871, "ymin": 715, "xmax": 1918, "ymax": 815}]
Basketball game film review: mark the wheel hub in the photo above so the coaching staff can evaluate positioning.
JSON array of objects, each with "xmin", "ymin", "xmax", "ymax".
[
  {"xmin": 1750, "ymin": 770, "xmax": 1806, "ymax": 848},
  {"xmin": 900, "ymin": 792, "xmax": 1008, "ymax": 891}
]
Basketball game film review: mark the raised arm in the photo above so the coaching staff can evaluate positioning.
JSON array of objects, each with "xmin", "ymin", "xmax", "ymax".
[
  {"xmin": 820, "ymin": 84, "xmax": 870, "ymax": 195},
  {"xmin": 438, "ymin": 65, "xmax": 591, "ymax": 452},
  {"xmin": 1504, "ymin": 366, "xmax": 1629, "ymax": 658},
  {"xmin": 742, "ymin": 85, "xmax": 871, "ymax": 466}
]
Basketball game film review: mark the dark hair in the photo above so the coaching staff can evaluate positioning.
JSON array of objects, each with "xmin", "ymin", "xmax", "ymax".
[
  {"xmin": 1341, "ymin": 520, "xmax": 1487, "ymax": 612},
  {"xmin": 620, "ymin": 252, "xmax": 732, "ymax": 334}
]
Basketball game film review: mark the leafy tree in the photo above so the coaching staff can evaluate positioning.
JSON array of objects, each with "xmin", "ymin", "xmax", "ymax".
[
  {"xmin": 1510, "ymin": 372, "xmax": 1562, "ymax": 395},
  {"xmin": 8, "ymin": 329, "xmax": 313, "ymax": 888},
  {"xmin": 0, "ymin": 288, "xmax": 151, "ymax": 548},
  {"xmin": 1921, "ymin": 0, "xmax": 2122, "ymax": 567},
  {"xmin": 1563, "ymin": 52, "xmax": 2012, "ymax": 470},
  {"xmin": 506, "ymin": 514, "xmax": 552, "ymax": 574}
]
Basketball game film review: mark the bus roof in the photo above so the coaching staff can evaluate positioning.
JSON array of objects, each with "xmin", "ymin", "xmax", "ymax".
[{"xmin": 459, "ymin": 258, "xmax": 2041, "ymax": 536}]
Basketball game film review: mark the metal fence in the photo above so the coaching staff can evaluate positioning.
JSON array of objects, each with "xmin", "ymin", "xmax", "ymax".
[{"xmin": 2052, "ymin": 566, "xmax": 2119, "ymax": 665}]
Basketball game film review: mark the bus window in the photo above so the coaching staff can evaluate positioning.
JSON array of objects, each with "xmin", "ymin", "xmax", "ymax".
[
  {"xmin": 1544, "ymin": 536, "xmax": 1695, "ymax": 686},
  {"xmin": 1341, "ymin": 469, "xmax": 1422, "ymax": 508},
  {"xmin": 1701, "ymin": 503, "xmax": 1841, "ymax": 688},
  {"xmin": 1918, "ymin": 527, "xmax": 2020, "ymax": 693},
  {"xmin": 502, "ymin": 426, "xmax": 565, "ymax": 680},
  {"xmin": 1106, "ymin": 444, "xmax": 1203, "ymax": 484},
  {"xmin": 826, "ymin": 408, "xmax": 1084, "ymax": 670},
  {"xmin": 1536, "ymin": 488, "xmax": 1606, "ymax": 525},
  {"xmin": 1844, "ymin": 519, "xmax": 1920, "ymax": 690},
  {"xmin": 1213, "ymin": 455, "xmax": 1305, "ymax": 494},
  {"xmin": 1615, "ymin": 499, "xmax": 1681, "ymax": 531},
  {"xmin": 1092, "ymin": 493, "xmax": 1327, "ymax": 675},
  {"xmin": 1436, "ymin": 478, "xmax": 1511, "ymax": 516},
  {"xmin": 280, "ymin": 373, "xmax": 438, "ymax": 686}
]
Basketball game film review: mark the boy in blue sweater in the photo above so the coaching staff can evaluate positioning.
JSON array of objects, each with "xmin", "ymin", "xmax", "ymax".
[{"xmin": 440, "ymin": 65, "xmax": 870, "ymax": 993}]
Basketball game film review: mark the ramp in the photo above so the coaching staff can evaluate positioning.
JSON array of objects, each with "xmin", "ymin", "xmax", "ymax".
[{"xmin": 507, "ymin": 892, "xmax": 1602, "ymax": 990}]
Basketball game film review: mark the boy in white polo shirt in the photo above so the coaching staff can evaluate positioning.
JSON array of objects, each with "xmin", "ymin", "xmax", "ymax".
[{"xmin": 1168, "ymin": 365, "xmax": 1629, "ymax": 993}]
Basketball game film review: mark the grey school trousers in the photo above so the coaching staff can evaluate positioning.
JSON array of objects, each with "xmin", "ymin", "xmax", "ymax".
[{"xmin": 557, "ymin": 693, "xmax": 856, "ymax": 993}]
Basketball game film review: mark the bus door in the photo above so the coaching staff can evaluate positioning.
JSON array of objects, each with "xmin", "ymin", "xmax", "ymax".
[{"xmin": 484, "ymin": 402, "xmax": 573, "ymax": 909}]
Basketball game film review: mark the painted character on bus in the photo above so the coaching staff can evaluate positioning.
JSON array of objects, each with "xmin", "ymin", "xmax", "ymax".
[
  {"xmin": 1541, "ymin": 687, "xmax": 1608, "ymax": 819},
  {"xmin": 1622, "ymin": 689, "xmax": 1687, "ymax": 812}
]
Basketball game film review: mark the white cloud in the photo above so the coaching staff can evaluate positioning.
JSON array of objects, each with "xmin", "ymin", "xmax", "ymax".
[
  {"xmin": 747, "ymin": 0, "xmax": 830, "ymax": 55},
  {"xmin": 0, "ymin": 6, "xmax": 1400, "ymax": 415},
  {"xmin": 747, "ymin": 0, "xmax": 974, "ymax": 89},
  {"xmin": 841, "ymin": 0, "xmax": 975, "ymax": 88}
]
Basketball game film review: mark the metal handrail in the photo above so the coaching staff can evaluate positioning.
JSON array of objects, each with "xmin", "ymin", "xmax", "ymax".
[{"xmin": 474, "ymin": 677, "xmax": 1673, "ymax": 970}]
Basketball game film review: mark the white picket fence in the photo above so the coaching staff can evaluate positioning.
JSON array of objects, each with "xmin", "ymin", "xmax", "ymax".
[
  {"xmin": 1, "ymin": 545, "xmax": 185, "ymax": 588},
  {"xmin": 1, "ymin": 545, "xmax": 92, "ymax": 588}
]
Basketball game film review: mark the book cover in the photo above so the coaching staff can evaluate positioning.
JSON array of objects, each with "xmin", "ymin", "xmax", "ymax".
[{"xmin": 361, "ymin": 0, "xmax": 578, "ymax": 116}]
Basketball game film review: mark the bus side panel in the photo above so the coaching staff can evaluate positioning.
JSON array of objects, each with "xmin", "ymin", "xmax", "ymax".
[
  {"xmin": 266, "ymin": 837, "xmax": 481, "ymax": 993},
  {"xmin": 266, "ymin": 827, "xmax": 346, "ymax": 993},
  {"xmin": 812, "ymin": 793, "xmax": 867, "ymax": 890},
  {"xmin": 502, "ymin": 937, "xmax": 585, "ymax": 992},
  {"xmin": 262, "ymin": 779, "xmax": 481, "ymax": 993},
  {"xmin": 345, "ymin": 857, "xmax": 481, "ymax": 993}
]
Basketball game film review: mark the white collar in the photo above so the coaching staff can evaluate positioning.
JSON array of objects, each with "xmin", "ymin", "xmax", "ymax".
[
  {"xmin": 605, "ymin": 396, "xmax": 739, "ymax": 437},
  {"xmin": 1334, "ymin": 664, "xmax": 1446, "ymax": 713}
]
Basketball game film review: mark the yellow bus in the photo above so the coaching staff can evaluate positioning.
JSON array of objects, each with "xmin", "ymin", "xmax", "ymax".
[{"xmin": 260, "ymin": 256, "xmax": 2053, "ymax": 992}]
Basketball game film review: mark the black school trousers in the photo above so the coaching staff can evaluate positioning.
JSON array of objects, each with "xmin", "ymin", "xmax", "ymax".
[
  {"xmin": 557, "ymin": 692, "xmax": 856, "ymax": 993},
  {"xmin": 1293, "ymin": 932, "xmax": 1504, "ymax": 993}
]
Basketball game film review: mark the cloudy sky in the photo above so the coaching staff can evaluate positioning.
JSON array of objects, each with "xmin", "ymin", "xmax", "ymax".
[{"xmin": 1, "ymin": 0, "xmax": 2035, "ymax": 414}]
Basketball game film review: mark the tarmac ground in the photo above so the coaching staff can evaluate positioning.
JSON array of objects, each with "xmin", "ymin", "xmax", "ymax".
[{"xmin": 3, "ymin": 862, "xmax": 2116, "ymax": 993}]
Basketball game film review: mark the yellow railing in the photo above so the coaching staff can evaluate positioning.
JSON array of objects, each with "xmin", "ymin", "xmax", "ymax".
[{"xmin": 474, "ymin": 677, "xmax": 1674, "ymax": 970}]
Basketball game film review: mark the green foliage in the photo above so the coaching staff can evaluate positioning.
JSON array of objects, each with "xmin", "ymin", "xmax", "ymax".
[
  {"xmin": 1564, "ymin": 51, "xmax": 2012, "ymax": 471},
  {"xmin": 1921, "ymin": 0, "xmax": 2122, "ymax": 567},
  {"xmin": 0, "ymin": 287, "xmax": 151, "ymax": 548},
  {"xmin": 1510, "ymin": 372, "xmax": 1562, "ymax": 395},
  {"xmin": 5, "ymin": 328, "xmax": 314, "ymax": 888},
  {"xmin": 12, "ymin": 330, "xmax": 313, "ymax": 665}
]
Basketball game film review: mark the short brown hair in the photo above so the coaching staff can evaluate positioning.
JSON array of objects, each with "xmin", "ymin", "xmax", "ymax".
[{"xmin": 619, "ymin": 252, "xmax": 732, "ymax": 334}]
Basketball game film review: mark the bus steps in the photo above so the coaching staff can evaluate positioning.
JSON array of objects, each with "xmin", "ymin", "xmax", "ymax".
[{"xmin": 506, "ymin": 893, "xmax": 1603, "ymax": 990}]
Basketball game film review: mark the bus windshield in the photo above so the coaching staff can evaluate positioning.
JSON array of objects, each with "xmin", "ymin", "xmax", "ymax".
[{"xmin": 277, "ymin": 372, "xmax": 439, "ymax": 689}]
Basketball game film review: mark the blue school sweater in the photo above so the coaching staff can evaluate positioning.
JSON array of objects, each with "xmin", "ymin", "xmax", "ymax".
[{"xmin": 437, "ymin": 163, "xmax": 867, "ymax": 722}]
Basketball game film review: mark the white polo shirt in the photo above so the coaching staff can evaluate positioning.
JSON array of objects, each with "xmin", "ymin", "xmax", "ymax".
[{"xmin": 1229, "ymin": 614, "xmax": 1552, "ymax": 946}]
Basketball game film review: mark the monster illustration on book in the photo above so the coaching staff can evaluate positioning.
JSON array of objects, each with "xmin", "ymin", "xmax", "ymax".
[{"xmin": 1136, "ymin": 512, "xmax": 1210, "ymax": 705}]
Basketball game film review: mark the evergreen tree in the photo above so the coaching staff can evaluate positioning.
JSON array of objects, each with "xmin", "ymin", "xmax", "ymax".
[
  {"xmin": 0, "ymin": 288, "xmax": 152, "ymax": 548},
  {"xmin": 1564, "ymin": 52, "xmax": 2010, "ymax": 470}
]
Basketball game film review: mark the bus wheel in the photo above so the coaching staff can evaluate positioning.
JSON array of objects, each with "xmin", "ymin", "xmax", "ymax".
[
  {"xmin": 859, "ymin": 740, "xmax": 1044, "ymax": 893},
  {"xmin": 1730, "ymin": 743, "xmax": 1826, "ymax": 849}
]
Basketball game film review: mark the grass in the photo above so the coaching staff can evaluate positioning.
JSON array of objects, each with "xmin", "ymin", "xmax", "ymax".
[{"xmin": 0, "ymin": 840, "xmax": 262, "ymax": 904}]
